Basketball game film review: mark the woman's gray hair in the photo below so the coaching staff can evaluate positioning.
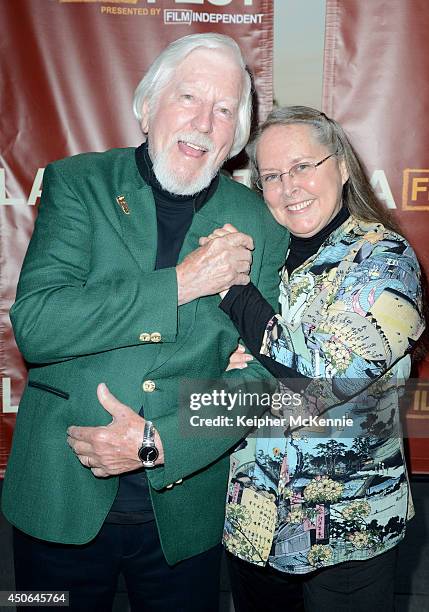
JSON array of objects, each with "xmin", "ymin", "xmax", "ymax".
[
  {"xmin": 133, "ymin": 33, "xmax": 252, "ymax": 159},
  {"xmin": 246, "ymin": 105, "xmax": 400, "ymax": 232}
]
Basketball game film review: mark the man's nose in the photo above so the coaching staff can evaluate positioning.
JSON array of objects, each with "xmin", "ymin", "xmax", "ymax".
[{"xmin": 191, "ymin": 105, "xmax": 214, "ymax": 134}]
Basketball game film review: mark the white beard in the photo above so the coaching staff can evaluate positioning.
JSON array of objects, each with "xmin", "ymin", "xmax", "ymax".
[{"xmin": 149, "ymin": 132, "xmax": 221, "ymax": 196}]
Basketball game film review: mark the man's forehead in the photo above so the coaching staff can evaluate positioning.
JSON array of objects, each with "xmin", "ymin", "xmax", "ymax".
[
  {"xmin": 170, "ymin": 50, "xmax": 243, "ymax": 97},
  {"xmin": 174, "ymin": 78, "xmax": 240, "ymax": 102}
]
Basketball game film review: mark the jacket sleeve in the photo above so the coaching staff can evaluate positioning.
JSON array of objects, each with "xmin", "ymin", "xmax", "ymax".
[
  {"xmin": 146, "ymin": 229, "xmax": 290, "ymax": 490},
  {"xmin": 260, "ymin": 236, "xmax": 425, "ymax": 416},
  {"xmin": 10, "ymin": 162, "xmax": 179, "ymax": 363},
  {"xmin": 219, "ymin": 283, "xmax": 310, "ymax": 388}
]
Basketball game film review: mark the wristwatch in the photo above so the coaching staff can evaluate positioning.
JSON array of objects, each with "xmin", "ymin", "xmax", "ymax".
[{"xmin": 138, "ymin": 420, "xmax": 159, "ymax": 468}]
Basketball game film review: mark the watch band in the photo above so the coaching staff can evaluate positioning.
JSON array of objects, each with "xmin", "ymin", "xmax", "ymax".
[
  {"xmin": 138, "ymin": 420, "xmax": 159, "ymax": 468},
  {"xmin": 143, "ymin": 420, "xmax": 154, "ymax": 444}
]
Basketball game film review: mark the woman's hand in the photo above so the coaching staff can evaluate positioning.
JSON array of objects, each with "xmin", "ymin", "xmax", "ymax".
[
  {"xmin": 226, "ymin": 343, "xmax": 254, "ymax": 371},
  {"xmin": 199, "ymin": 223, "xmax": 239, "ymax": 247},
  {"xmin": 199, "ymin": 225, "xmax": 248, "ymax": 298}
]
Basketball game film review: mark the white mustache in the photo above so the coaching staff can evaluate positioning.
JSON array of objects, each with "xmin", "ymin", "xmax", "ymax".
[{"xmin": 175, "ymin": 131, "xmax": 214, "ymax": 152}]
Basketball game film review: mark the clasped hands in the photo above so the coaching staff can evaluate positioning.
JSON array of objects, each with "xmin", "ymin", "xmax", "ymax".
[{"xmin": 177, "ymin": 223, "xmax": 253, "ymax": 304}]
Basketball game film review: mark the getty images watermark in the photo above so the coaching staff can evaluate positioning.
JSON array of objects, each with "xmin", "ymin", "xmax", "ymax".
[
  {"xmin": 178, "ymin": 377, "xmax": 428, "ymax": 439},
  {"xmin": 178, "ymin": 379, "xmax": 362, "ymax": 439},
  {"xmin": 187, "ymin": 388, "xmax": 353, "ymax": 430}
]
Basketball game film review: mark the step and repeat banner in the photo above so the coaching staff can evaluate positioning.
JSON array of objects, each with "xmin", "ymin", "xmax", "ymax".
[
  {"xmin": 323, "ymin": 0, "xmax": 429, "ymax": 473},
  {"xmin": 0, "ymin": 0, "xmax": 274, "ymax": 477},
  {"xmin": 2, "ymin": 0, "xmax": 429, "ymax": 476}
]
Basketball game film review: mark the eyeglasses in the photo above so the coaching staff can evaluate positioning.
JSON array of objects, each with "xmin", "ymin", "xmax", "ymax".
[{"xmin": 256, "ymin": 152, "xmax": 337, "ymax": 191}]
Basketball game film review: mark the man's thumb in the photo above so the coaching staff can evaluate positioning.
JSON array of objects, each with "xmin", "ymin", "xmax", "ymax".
[{"xmin": 97, "ymin": 383, "xmax": 128, "ymax": 418}]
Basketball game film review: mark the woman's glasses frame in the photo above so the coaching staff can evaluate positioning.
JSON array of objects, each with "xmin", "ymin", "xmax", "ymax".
[{"xmin": 256, "ymin": 152, "xmax": 337, "ymax": 191}]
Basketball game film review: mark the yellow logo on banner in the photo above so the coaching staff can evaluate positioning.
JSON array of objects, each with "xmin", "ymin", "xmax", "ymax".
[
  {"xmin": 59, "ymin": 1, "xmax": 138, "ymax": 4},
  {"xmin": 408, "ymin": 381, "xmax": 429, "ymax": 419},
  {"xmin": 402, "ymin": 169, "xmax": 429, "ymax": 210}
]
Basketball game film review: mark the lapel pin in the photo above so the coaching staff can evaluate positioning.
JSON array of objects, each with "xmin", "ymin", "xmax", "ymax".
[{"xmin": 116, "ymin": 195, "xmax": 130, "ymax": 215}]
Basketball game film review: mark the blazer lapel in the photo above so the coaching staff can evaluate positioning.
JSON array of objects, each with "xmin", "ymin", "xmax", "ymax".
[
  {"xmin": 111, "ymin": 170, "xmax": 222, "ymax": 372},
  {"xmin": 115, "ymin": 183, "xmax": 158, "ymax": 272}
]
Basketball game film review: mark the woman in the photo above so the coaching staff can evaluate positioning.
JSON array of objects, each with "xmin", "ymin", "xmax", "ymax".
[{"xmin": 203, "ymin": 107, "xmax": 425, "ymax": 611}]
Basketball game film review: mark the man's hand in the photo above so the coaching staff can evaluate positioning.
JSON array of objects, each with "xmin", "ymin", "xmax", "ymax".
[
  {"xmin": 198, "ymin": 224, "xmax": 243, "ymax": 299},
  {"xmin": 176, "ymin": 225, "xmax": 253, "ymax": 305},
  {"xmin": 67, "ymin": 383, "xmax": 164, "ymax": 477}
]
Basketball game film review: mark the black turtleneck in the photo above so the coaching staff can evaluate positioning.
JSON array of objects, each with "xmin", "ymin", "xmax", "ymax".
[
  {"xmin": 135, "ymin": 142, "xmax": 219, "ymax": 270},
  {"xmin": 285, "ymin": 205, "xmax": 350, "ymax": 275},
  {"xmin": 219, "ymin": 206, "xmax": 350, "ymax": 387},
  {"xmin": 107, "ymin": 142, "xmax": 219, "ymax": 523}
]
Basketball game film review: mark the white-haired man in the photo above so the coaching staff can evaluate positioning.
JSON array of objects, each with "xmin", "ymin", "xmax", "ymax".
[{"xmin": 2, "ymin": 34, "xmax": 288, "ymax": 611}]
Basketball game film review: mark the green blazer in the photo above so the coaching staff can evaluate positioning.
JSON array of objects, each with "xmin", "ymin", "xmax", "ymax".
[{"xmin": 2, "ymin": 147, "xmax": 289, "ymax": 565}]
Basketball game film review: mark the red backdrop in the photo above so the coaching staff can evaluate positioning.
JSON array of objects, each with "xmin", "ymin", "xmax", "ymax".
[
  {"xmin": 323, "ymin": 0, "xmax": 429, "ymax": 472},
  {"xmin": 0, "ymin": 0, "xmax": 274, "ymax": 477},
  {"xmin": 2, "ymin": 0, "xmax": 429, "ymax": 475}
]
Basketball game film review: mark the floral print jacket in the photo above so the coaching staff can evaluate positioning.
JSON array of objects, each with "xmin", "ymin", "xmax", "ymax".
[{"xmin": 223, "ymin": 216, "xmax": 425, "ymax": 574}]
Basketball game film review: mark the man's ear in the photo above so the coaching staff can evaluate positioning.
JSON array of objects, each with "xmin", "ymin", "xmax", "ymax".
[{"xmin": 141, "ymin": 99, "xmax": 150, "ymax": 134}]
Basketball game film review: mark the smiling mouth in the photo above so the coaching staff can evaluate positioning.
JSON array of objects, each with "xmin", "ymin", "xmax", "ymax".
[
  {"xmin": 178, "ymin": 140, "xmax": 208, "ymax": 153},
  {"xmin": 287, "ymin": 199, "xmax": 314, "ymax": 212}
]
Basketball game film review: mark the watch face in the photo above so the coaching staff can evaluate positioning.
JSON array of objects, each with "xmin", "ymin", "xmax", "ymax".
[{"xmin": 138, "ymin": 445, "xmax": 159, "ymax": 464}]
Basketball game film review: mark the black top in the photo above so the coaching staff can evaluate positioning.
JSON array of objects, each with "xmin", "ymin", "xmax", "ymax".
[
  {"xmin": 219, "ymin": 206, "xmax": 350, "ymax": 390},
  {"xmin": 134, "ymin": 142, "xmax": 219, "ymax": 268},
  {"xmin": 107, "ymin": 142, "xmax": 218, "ymax": 522}
]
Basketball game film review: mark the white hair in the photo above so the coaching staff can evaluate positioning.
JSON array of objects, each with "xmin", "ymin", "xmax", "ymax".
[{"xmin": 132, "ymin": 33, "xmax": 252, "ymax": 158}]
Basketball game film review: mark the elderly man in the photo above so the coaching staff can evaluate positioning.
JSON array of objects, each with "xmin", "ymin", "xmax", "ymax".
[{"xmin": 2, "ymin": 33, "xmax": 288, "ymax": 611}]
